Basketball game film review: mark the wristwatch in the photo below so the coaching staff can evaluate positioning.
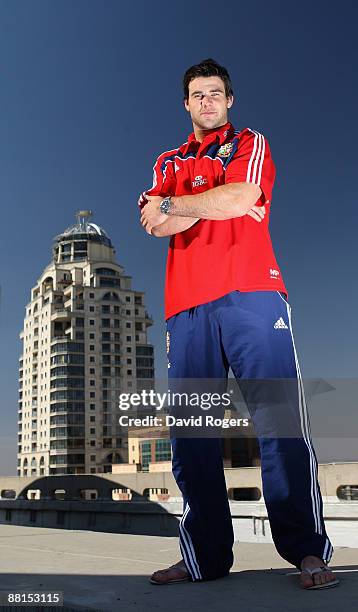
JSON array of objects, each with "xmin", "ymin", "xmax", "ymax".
[{"xmin": 160, "ymin": 196, "xmax": 172, "ymax": 215}]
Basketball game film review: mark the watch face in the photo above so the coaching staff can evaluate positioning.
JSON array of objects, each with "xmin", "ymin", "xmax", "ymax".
[{"xmin": 161, "ymin": 198, "xmax": 170, "ymax": 214}]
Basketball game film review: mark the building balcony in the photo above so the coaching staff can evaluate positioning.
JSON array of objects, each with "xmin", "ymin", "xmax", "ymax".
[
  {"xmin": 135, "ymin": 311, "xmax": 154, "ymax": 327},
  {"xmin": 57, "ymin": 278, "xmax": 72, "ymax": 287},
  {"xmin": 50, "ymin": 335, "xmax": 69, "ymax": 343},
  {"xmin": 51, "ymin": 309, "xmax": 72, "ymax": 322}
]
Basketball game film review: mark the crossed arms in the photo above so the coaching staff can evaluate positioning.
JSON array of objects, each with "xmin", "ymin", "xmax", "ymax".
[{"xmin": 139, "ymin": 182, "xmax": 265, "ymax": 237}]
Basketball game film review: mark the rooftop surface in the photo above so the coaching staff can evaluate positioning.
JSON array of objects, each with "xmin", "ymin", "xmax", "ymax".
[{"xmin": 0, "ymin": 525, "xmax": 357, "ymax": 611}]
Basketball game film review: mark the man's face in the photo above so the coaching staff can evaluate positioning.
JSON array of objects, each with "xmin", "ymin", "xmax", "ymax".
[{"xmin": 184, "ymin": 76, "xmax": 233, "ymax": 131}]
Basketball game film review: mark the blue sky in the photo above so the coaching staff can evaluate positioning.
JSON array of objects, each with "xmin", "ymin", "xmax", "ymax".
[{"xmin": 0, "ymin": 0, "xmax": 357, "ymax": 474}]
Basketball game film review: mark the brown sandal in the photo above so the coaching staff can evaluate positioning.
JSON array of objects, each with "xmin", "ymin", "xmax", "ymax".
[
  {"xmin": 301, "ymin": 564, "xmax": 340, "ymax": 590},
  {"xmin": 150, "ymin": 561, "xmax": 191, "ymax": 585}
]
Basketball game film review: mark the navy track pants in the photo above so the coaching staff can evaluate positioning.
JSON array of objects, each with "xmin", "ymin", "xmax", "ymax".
[{"xmin": 166, "ymin": 290, "xmax": 333, "ymax": 581}]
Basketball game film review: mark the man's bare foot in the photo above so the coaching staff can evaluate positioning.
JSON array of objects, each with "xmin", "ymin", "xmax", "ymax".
[
  {"xmin": 150, "ymin": 559, "xmax": 190, "ymax": 585},
  {"xmin": 300, "ymin": 555, "xmax": 339, "ymax": 589}
]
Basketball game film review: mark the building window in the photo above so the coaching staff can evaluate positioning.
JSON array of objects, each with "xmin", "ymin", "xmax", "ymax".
[
  {"xmin": 90, "ymin": 440, "xmax": 95, "ymax": 446},
  {"xmin": 90, "ymin": 380, "xmax": 95, "ymax": 387},
  {"xmin": 136, "ymin": 346, "xmax": 154, "ymax": 356},
  {"xmin": 90, "ymin": 416, "xmax": 96, "ymax": 422},
  {"xmin": 140, "ymin": 441, "xmax": 152, "ymax": 471},
  {"xmin": 89, "ymin": 319, "xmax": 95, "ymax": 325},
  {"xmin": 90, "ymin": 356, "xmax": 95, "ymax": 363},
  {"xmin": 126, "ymin": 336, "xmax": 131, "ymax": 342},
  {"xmin": 89, "ymin": 333, "xmax": 95, "ymax": 340},
  {"xmin": 90, "ymin": 368, "xmax": 95, "ymax": 375},
  {"xmin": 89, "ymin": 306, "xmax": 95, "ymax": 312},
  {"xmin": 155, "ymin": 439, "xmax": 171, "ymax": 462},
  {"xmin": 90, "ymin": 404, "xmax": 95, "ymax": 410},
  {"xmin": 89, "ymin": 293, "xmax": 95, "ymax": 299},
  {"xmin": 337, "ymin": 485, "xmax": 358, "ymax": 501},
  {"xmin": 125, "ymin": 296, "xmax": 130, "ymax": 302},
  {"xmin": 126, "ymin": 323, "xmax": 131, "ymax": 329},
  {"xmin": 90, "ymin": 345, "xmax": 95, "ymax": 351},
  {"xmin": 90, "ymin": 392, "xmax": 95, "ymax": 398},
  {"xmin": 76, "ymin": 318, "xmax": 84, "ymax": 327},
  {"xmin": 90, "ymin": 428, "xmax": 95, "ymax": 435},
  {"xmin": 90, "ymin": 455, "xmax": 96, "ymax": 461},
  {"xmin": 96, "ymin": 267, "xmax": 116, "ymax": 276}
]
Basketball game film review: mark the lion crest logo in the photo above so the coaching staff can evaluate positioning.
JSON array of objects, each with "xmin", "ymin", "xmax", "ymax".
[{"xmin": 217, "ymin": 143, "xmax": 233, "ymax": 157}]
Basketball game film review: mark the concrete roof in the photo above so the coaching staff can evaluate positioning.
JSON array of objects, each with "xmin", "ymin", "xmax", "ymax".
[{"xmin": 0, "ymin": 524, "xmax": 357, "ymax": 611}]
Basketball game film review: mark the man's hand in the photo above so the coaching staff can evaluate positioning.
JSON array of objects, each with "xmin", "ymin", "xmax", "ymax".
[
  {"xmin": 246, "ymin": 204, "xmax": 266, "ymax": 222},
  {"xmin": 140, "ymin": 195, "xmax": 167, "ymax": 234}
]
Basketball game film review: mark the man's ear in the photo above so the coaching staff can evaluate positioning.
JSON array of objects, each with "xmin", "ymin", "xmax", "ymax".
[
  {"xmin": 227, "ymin": 95, "xmax": 234, "ymax": 109},
  {"xmin": 183, "ymin": 99, "xmax": 190, "ymax": 112}
]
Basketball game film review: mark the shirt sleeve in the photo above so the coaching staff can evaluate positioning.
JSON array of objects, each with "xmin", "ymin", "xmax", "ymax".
[
  {"xmin": 146, "ymin": 150, "xmax": 177, "ymax": 198},
  {"xmin": 138, "ymin": 150, "xmax": 177, "ymax": 210},
  {"xmin": 225, "ymin": 129, "xmax": 276, "ymax": 204}
]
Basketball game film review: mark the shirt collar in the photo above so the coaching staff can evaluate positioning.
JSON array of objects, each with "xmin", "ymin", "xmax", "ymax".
[{"xmin": 181, "ymin": 121, "xmax": 235, "ymax": 155}]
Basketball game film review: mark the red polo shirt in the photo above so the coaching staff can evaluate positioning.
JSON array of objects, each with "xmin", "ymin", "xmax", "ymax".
[{"xmin": 144, "ymin": 122, "xmax": 287, "ymax": 320}]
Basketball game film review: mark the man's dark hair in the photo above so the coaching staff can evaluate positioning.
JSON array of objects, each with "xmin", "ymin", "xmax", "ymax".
[{"xmin": 183, "ymin": 58, "xmax": 233, "ymax": 101}]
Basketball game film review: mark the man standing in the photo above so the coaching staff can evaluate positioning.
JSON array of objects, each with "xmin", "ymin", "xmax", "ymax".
[{"xmin": 139, "ymin": 59, "xmax": 338, "ymax": 590}]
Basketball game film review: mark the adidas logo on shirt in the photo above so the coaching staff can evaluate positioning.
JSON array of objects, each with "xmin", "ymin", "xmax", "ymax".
[{"xmin": 274, "ymin": 317, "xmax": 288, "ymax": 330}]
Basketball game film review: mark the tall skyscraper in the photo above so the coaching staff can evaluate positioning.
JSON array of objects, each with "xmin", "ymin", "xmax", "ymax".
[{"xmin": 18, "ymin": 211, "xmax": 154, "ymax": 476}]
